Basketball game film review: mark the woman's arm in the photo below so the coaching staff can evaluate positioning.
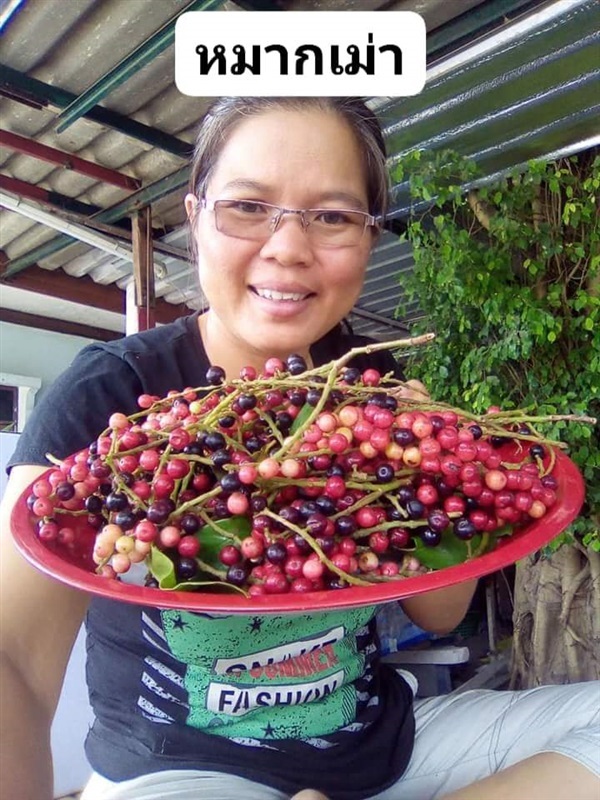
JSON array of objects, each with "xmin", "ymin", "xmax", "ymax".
[
  {"xmin": 1, "ymin": 465, "xmax": 90, "ymax": 800},
  {"xmin": 400, "ymin": 579, "xmax": 478, "ymax": 635}
]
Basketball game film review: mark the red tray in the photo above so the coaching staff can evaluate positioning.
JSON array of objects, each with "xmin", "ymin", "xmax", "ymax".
[{"xmin": 11, "ymin": 450, "xmax": 585, "ymax": 614}]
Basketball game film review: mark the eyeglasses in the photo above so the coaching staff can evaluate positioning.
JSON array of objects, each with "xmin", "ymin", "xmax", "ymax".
[{"xmin": 200, "ymin": 197, "xmax": 378, "ymax": 248}]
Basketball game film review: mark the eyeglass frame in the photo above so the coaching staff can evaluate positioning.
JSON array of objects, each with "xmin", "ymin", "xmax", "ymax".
[{"xmin": 198, "ymin": 196, "xmax": 379, "ymax": 246}]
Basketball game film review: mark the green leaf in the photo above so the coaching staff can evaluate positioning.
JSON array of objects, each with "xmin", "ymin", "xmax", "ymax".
[
  {"xmin": 413, "ymin": 528, "xmax": 473, "ymax": 569},
  {"xmin": 290, "ymin": 403, "xmax": 314, "ymax": 434},
  {"xmin": 197, "ymin": 516, "xmax": 252, "ymax": 567},
  {"xmin": 149, "ymin": 546, "xmax": 177, "ymax": 589},
  {"xmin": 169, "ymin": 577, "xmax": 248, "ymax": 595}
]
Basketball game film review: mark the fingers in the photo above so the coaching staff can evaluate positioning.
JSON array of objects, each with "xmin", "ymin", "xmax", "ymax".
[{"xmin": 393, "ymin": 379, "xmax": 431, "ymax": 402}]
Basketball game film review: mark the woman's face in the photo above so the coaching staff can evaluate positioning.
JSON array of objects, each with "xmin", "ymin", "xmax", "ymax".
[{"xmin": 186, "ymin": 108, "xmax": 376, "ymax": 373}]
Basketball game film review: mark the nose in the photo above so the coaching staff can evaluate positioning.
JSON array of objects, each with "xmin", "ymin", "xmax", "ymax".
[{"xmin": 259, "ymin": 214, "xmax": 315, "ymax": 268}]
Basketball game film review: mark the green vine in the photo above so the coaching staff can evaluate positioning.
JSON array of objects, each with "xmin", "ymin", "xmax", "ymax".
[{"xmin": 394, "ymin": 148, "xmax": 600, "ymax": 550}]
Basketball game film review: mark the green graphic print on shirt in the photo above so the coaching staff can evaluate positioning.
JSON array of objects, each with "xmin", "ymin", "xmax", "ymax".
[{"xmin": 161, "ymin": 606, "xmax": 377, "ymax": 740}]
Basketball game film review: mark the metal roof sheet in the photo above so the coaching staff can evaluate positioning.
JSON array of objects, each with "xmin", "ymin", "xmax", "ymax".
[{"xmin": 1, "ymin": 0, "xmax": 598, "ymax": 343}]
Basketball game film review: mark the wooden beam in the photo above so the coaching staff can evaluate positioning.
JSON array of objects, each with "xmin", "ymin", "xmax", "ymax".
[
  {"xmin": 0, "ymin": 308, "xmax": 123, "ymax": 342},
  {"xmin": 130, "ymin": 206, "xmax": 155, "ymax": 332},
  {"xmin": 0, "ymin": 262, "xmax": 187, "ymax": 325},
  {"xmin": 0, "ymin": 130, "xmax": 141, "ymax": 191}
]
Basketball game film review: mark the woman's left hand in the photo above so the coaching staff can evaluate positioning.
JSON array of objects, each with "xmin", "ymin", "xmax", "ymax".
[{"xmin": 393, "ymin": 379, "xmax": 430, "ymax": 402}]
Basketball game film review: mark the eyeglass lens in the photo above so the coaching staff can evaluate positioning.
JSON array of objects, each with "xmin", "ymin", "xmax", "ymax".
[{"xmin": 212, "ymin": 200, "xmax": 371, "ymax": 246}]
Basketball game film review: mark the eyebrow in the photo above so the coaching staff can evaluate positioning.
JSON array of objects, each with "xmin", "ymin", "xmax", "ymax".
[{"xmin": 219, "ymin": 180, "xmax": 368, "ymax": 211}]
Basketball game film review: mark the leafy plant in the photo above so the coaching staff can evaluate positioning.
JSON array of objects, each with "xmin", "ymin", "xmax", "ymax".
[{"xmin": 394, "ymin": 149, "xmax": 599, "ymax": 549}]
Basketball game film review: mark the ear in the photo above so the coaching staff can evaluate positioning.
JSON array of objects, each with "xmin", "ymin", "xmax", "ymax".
[{"xmin": 184, "ymin": 193, "xmax": 199, "ymax": 220}]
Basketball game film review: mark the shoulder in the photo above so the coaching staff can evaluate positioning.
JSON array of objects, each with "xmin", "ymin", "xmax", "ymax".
[
  {"xmin": 91, "ymin": 313, "xmax": 199, "ymax": 361},
  {"xmin": 8, "ymin": 314, "xmax": 206, "ymax": 467}
]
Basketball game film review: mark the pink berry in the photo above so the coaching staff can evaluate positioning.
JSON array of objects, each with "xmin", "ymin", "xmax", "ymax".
[
  {"xmin": 302, "ymin": 557, "xmax": 325, "ymax": 581},
  {"xmin": 227, "ymin": 491, "xmax": 250, "ymax": 515}
]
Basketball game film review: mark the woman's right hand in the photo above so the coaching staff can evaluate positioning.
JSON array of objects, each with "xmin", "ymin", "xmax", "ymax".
[{"xmin": 0, "ymin": 465, "xmax": 90, "ymax": 800}]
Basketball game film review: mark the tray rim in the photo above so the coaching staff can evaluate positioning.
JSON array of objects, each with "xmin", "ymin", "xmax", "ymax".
[{"xmin": 10, "ymin": 449, "xmax": 585, "ymax": 614}]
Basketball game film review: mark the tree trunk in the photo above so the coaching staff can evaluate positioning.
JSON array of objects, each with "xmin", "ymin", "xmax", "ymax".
[{"xmin": 511, "ymin": 543, "xmax": 600, "ymax": 688}]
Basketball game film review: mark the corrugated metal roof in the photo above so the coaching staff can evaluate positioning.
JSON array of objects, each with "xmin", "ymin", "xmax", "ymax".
[{"xmin": 1, "ymin": 0, "xmax": 598, "ymax": 342}]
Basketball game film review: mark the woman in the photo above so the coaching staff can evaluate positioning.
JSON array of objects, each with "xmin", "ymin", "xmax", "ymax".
[{"xmin": 1, "ymin": 97, "xmax": 598, "ymax": 800}]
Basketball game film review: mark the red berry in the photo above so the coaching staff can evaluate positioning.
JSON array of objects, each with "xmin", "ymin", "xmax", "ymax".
[
  {"xmin": 368, "ymin": 531, "xmax": 389, "ymax": 554},
  {"xmin": 219, "ymin": 545, "xmax": 241, "ymax": 566},
  {"xmin": 263, "ymin": 572, "xmax": 290, "ymax": 594},
  {"xmin": 178, "ymin": 536, "xmax": 201, "ymax": 558},
  {"xmin": 362, "ymin": 368, "xmax": 381, "ymax": 386}
]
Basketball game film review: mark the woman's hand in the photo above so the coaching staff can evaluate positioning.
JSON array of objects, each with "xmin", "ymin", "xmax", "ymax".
[
  {"xmin": 290, "ymin": 791, "xmax": 330, "ymax": 800},
  {"xmin": 393, "ymin": 379, "xmax": 430, "ymax": 402}
]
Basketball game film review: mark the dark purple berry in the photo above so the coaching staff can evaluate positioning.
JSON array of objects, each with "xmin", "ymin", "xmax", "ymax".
[
  {"xmin": 279, "ymin": 505, "xmax": 301, "ymax": 525},
  {"xmin": 85, "ymin": 495, "xmax": 103, "ymax": 514},
  {"xmin": 286, "ymin": 356, "xmax": 307, "ymax": 375},
  {"xmin": 394, "ymin": 428, "xmax": 415, "ymax": 446},
  {"xmin": 275, "ymin": 412, "xmax": 294, "ymax": 432},
  {"xmin": 428, "ymin": 509, "xmax": 450, "ymax": 532},
  {"xmin": 55, "ymin": 482, "xmax": 76, "ymax": 501},
  {"xmin": 335, "ymin": 516, "xmax": 357, "ymax": 536},
  {"xmin": 454, "ymin": 518, "xmax": 477, "ymax": 540},
  {"xmin": 220, "ymin": 473, "xmax": 241, "ymax": 493},
  {"xmin": 396, "ymin": 486, "xmax": 415, "ymax": 504},
  {"xmin": 315, "ymin": 536, "xmax": 335, "ymax": 555},
  {"xmin": 206, "ymin": 366, "xmax": 226, "ymax": 385},
  {"xmin": 176, "ymin": 557, "xmax": 198, "ymax": 581},
  {"xmin": 430, "ymin": 415, "xmax": 445, "ymax": 434},
  {"xmin": 183, "ymin": 442, "xmax": 204, "ymax": 456},
  {"xmin": 147, "ymin": 499, "xmax": 175, "ymax": 525},
  {"xmin": 212, "ymin": 449, "xmax": 232, "ymax": 468},
  {"xmin": 266, "ymin": 542, "xmax": 287, "ymax": 564},
  {"xmin": 180, "ymin": 513, "xmax": 201, "ymax": 534},
  {"xmin": 406, "ymin": 499, "xmax": 426, "ymax": 520},
  {"xmin": 306, "ymin": 513, "xmax": 328, "ymax": 536},
  {"xmin": 244, "ymin": 437, "xmax": 263, "ymax": 453},
  {"xmin": 530, "ymin": 444, "xmax": 546, "ymax": 460},
  {"xmin": 376, "ymin": 463, "xmax": 395, "ymax": 483},
  {"xmin": 287, "ymin": 389, "xmax": 307, "ymax": 407},
  {"xmin": 105, "ymin": 492, "xmax": 129, "ymax": 512},
  {"xmin": 250, "ymin": 495, "xmax": 267, "ymax": 513},
  {"xmin": 114, "ymin": 510, "xmax": 137, "ymax": 530},
  {"xmin": 293, "ymin": 533, "xmax": 312, "ymax": 553},
  {"xmin": 237, "ymin": 394, "xmax": 257, "ymax": 411},
  {"xmin": 420, "ymin": 527, "xmax": 442, "ymax": 547},
  {"xmin": 226, "ymin": 563, "xmax": 250, "ymax": 586},
  {"xmin": 298, "ymin": 500, "xmax": 320, "ymax": 519},
  {"xmin": 541, "ymin": 475, "xmax": 558, "ymax": 490},
  {"xmin": 342, "ymin": 367, "xmax": 361, "ymax": 384},
  {"xmin": 204, "ymin": 432, "xmax": 226, "ymax": 452},
  {"xmin": 315, "ymin": 495, "xmax": 336, "ymax": 516}
]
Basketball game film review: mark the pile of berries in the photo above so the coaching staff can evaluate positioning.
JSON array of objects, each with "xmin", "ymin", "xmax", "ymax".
[{"xmin": 28, "ymin": 343, "xmax": 567, "ymax": 598}]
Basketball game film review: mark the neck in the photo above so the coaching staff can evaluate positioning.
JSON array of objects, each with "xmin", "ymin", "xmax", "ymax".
[{"xmin": 197, "ymin": 311, "xmax": 313, "ymax": 379}]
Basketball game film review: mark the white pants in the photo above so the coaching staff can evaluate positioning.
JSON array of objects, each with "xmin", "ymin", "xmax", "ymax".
[{"xmin": 81, "ymin": 681, "xmax": 600, "ymax": 800}]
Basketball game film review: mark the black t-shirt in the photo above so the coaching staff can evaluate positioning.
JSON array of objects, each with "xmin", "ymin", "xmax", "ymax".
[{"xmin": 9, "ymin": 314, "xmax": 415, "ymax": 800}]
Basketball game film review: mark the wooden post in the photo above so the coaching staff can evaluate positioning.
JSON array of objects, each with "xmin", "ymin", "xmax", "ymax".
[{"xmin": 129, "ymin": 206, "xmax": 155, "ymax": 332}]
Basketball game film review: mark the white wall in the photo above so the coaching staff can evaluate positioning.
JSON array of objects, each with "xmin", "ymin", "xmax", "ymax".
[
  {"xmin": 0, "ymin": 323, "xmax": 99, "ymax": 796},
  {"xmin": 0, "ymin": 321, "xmax": 98, "ymax": 402}
]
